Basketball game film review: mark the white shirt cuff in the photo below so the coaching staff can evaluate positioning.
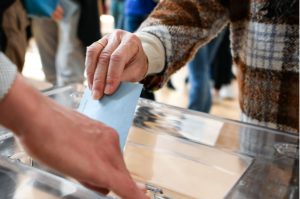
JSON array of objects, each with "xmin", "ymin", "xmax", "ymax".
[{"xmin": 135, "ymin": 32, "xmax": 165, "ymax": 75}]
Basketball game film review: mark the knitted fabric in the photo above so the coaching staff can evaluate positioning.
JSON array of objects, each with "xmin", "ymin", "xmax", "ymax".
[
  {"xmin": 139, "ymin": 0, "xmax": 299, "ymax": 133},
  {"xmin": 0, "ymin": 53, "xmax": 17, "ymax": 101}
]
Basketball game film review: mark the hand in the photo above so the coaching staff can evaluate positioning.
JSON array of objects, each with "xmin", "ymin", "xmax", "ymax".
[
  {"xmin": 85, "ymin": 30, "xmax": 148, "ymax": 100},
  {"xmin": 52, "ymin": 5, "xmax": 64, "ymax": 21},
  {"xmin": 0, "ymin": 75, "xmax": 148, "ymax": 199}
]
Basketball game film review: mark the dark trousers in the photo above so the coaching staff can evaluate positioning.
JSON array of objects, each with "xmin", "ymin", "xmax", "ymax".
[{"xmin": 210, "ymin": 27, "xmax": 233, "ymax": 90}]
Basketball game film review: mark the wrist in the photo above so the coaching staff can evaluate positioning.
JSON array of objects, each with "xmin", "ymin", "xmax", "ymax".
[
  {"xmin": 135, "ymin": 32, "xmax": 165, "ymax": 75},
  {"xmin": 141, "ymin": 52, "xmax": 149, "ymax": 79}
]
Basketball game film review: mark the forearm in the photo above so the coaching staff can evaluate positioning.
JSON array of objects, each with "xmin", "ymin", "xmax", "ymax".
[
  {"xmin": 0, "ymin": 52, "xmax": 36, "ymax": 135},
  {"xmin": 0, "ymin": 74, "xmax": 44, "ymax": 136}
]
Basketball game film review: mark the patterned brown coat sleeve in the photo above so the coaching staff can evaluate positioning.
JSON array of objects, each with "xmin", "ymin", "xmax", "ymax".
[{"xmin": 139, "ymin": 0, "xmax": 230, "ymax": 90}]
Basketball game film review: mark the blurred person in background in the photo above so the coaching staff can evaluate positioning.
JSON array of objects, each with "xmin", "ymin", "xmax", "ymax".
[
  {"xmin": 124, "ymin": 0, "xmax": 157, "ymax": 32},
  {"xmin": 0, "ymin": 0, "xmax": 29, "ymax": 71},
  {"xmin": 187, "ymin": 26, "xmax": 234, "ymax": 113},
  {"xmin": 86, "ymin": 0, "xmax": 299, "ymax": 133},
  {"xmin": 187, "ymin": 45, "xmax": 212, "ymax": 112},
  {"xmin": 124, "ymin": 0, "xmax": 158, "ymax": 100},
  {"xmin": 210, "ymin": 27, "xmax": 235, "ymax": 103},
  {"xmin": 110, "ymin": 0, "xmax": 125, "ymax": 29},
  {"xmin": 29, "ymin": 0, "xmax": 100, "ymax": 86}
]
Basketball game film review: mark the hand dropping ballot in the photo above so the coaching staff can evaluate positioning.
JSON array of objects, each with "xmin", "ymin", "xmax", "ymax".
[{"xmin": 78, "ymin": 82, "xmax": 143, "ymax": 149}]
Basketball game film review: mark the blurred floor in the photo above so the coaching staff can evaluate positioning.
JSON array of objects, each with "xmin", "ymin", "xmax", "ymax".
[
  {"xmin": 22, "ymin": 15, "xmax": 240, "ymax": 121},
  {"xmin": 155, "ymin": 67, "xmax": 241, "ymax": 120}
]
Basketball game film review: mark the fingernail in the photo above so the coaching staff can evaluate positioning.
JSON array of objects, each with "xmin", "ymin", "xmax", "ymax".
[
  {"xmin": 88, "ymin": 84, "xmax": 91, "ymax": 90},
  {"xmin": 104, "ymin": 84, "xmax": 112, "ymax": 95},
  {"xmin": 92, "ymin": 90, "xmax": 101, "ymax": 100}
]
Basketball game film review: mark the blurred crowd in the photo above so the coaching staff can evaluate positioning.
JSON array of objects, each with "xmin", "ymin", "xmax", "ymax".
[
  {"xmin": 1, "ymin": 0, "xmax": 100, "ymax": 85},
  {"xmin": 0, "ymin": 0, "xmax": 237, "ymax": 115}
]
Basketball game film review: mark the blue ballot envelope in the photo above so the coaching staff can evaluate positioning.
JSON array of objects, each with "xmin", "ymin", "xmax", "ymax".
[{"xmin": 78, "ymin": 82, "xmax": 143, "ymax": 150}]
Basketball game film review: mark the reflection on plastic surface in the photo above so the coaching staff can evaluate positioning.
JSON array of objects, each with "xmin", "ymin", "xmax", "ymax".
[
  {"xmin": 146, "ymin": 183, "xmax": 172, "ymax": 199},
  {"xmin": 129, "ymin": 100, "xmax": 298, "ymax": 199},
  {"xmin": 274, "ymin": 143, "xmax": 299, "ymax": 159},
  {"xmin": 0, "ymin": 157, "xmax": 111, "ymax": 199},
  {"xmin": 125, "ymin": 126, "xmax": 253, "ymax": 199},
  {"xmin": 132, "ymin": 105, "xmax": 225, "ymax": 146}
]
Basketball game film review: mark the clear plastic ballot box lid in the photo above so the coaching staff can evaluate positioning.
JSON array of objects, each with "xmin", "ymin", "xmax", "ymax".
[{"xmin": 0, "ymin": 84, "xmax": 298, "ymax": 199}]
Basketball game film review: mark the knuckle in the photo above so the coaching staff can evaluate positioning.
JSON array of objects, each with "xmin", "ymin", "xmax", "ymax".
[
  {"xmin": 127, "ymin": 34, "xmax": 139, "ymax": 44},
  {"xmin": 86, "ymin": 48, "xmax": 98, "ymax": 59},
  {"xmin": 93, "ymin": 83, "xmax": 104, "ymax": 93},
  {"xmin": 110, "ymin": 53, "xmax": 122, "ymax": 63},
  {"xmin": 106, "ymin": 76, "xmax": 119, "ymax": 85},
  {"xmin": 85, "ymin": 68, "xmax": 94, "ymax": 76},
  {"xmin": 93, "ymin": 76, "xmax": 104, "ymax": 84},
  {"xmin": 86, "ymin": 45, "xmax": 97, "ymax": 54},
  {"xmin": 93, "ymin": 75, "xmax": 105, "ymax": 88},
  {"xmin": 114, "ymin": 29, "xmax": 123, "ymax": 36},
  {"xmin": 98, "ymin": 52, "xmax": 111, "ymax": 65},
  {"xmin": 129, "ymin": 33, "xmax": 138, "ymax": 41},
  {"xmin": 99, "ymin": 51, "xmax": 111, "ymax": 61},
  {"xmin": 93, "ymin": 74, "xmax": 105, "ymax": 85},
  {"xmin": 125, "ymin": 35, "xmax": 140, "ymax": 51},
  {"xmin": 107, "ymin": 128, "xmax": 119, "ymax": 144}
]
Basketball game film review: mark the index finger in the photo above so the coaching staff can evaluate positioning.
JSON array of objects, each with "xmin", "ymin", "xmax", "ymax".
[
  {"xmin": 85, "ymin": 37, "xmax": 108, "ymax": 90},
  {"xmin": 104, "ymin": 35, "xmax": 140, "ymax": 95},
  {"xmin": 109, "ymin": 172, "xmax": 149, "ymax": 199}
]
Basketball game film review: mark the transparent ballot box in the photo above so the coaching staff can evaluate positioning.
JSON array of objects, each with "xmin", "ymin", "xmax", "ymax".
[
  {"xmin": 0, "ymin": 157, "xmax": 110, "ymax": 199},
  {"xmin": 0, "ymin": 84, "xmax": 298, "ymax": 199}
]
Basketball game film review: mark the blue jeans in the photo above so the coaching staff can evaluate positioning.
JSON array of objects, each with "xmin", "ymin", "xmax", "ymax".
[
  {"xmin": 32, "ymin": 0, "xmax": 85, "ymax": 86},
  {"xmin": 188, "ymin": 47, "xmax": 212, "ymax": 113},
  {"xmin": 188, "ymin": 28, "xmax": 228, "ymax": 113},
  {"xmin": 111, "ymin": 0, "xmax": 125, "ymax": 29},
  {"xmin": 124, "ymin": 14, "xmax": 146, "ymax": 32}
]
